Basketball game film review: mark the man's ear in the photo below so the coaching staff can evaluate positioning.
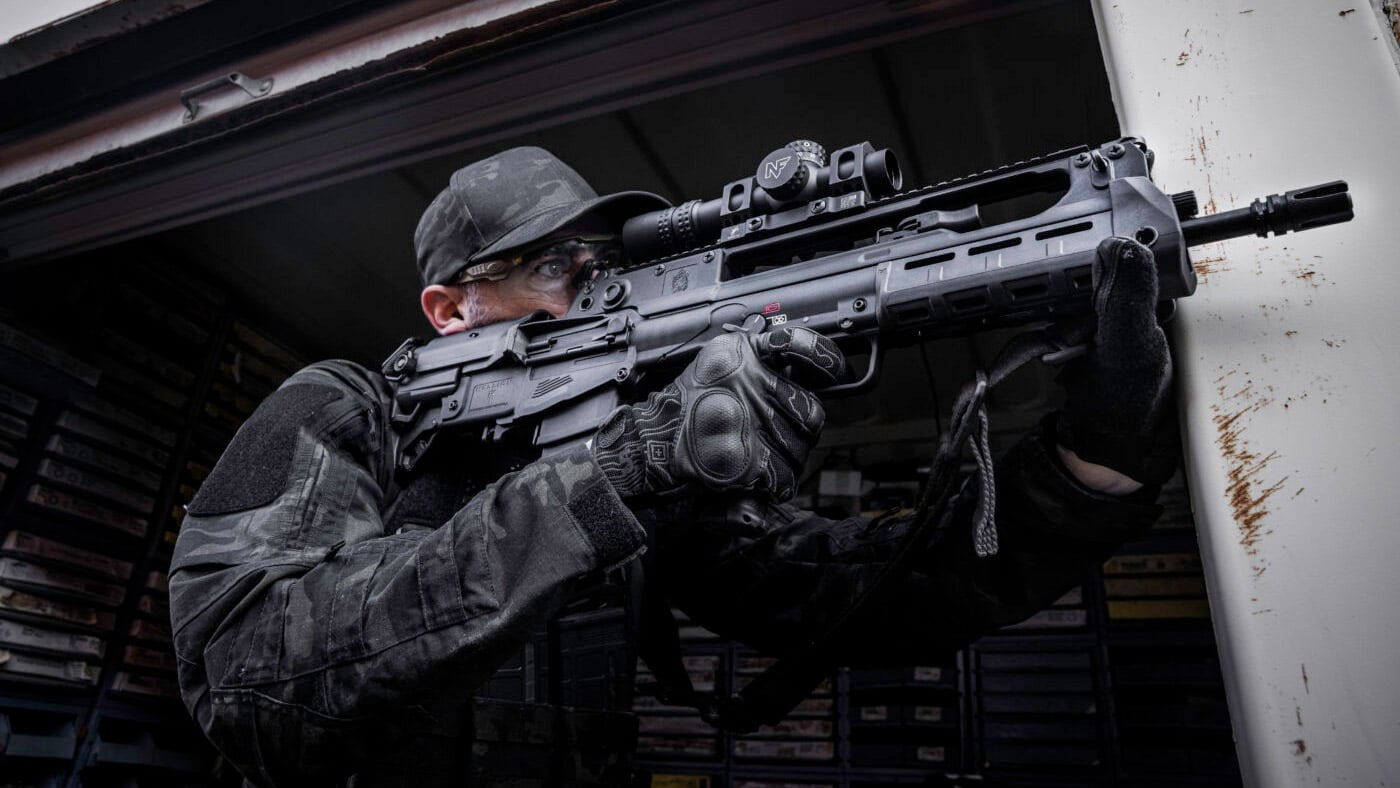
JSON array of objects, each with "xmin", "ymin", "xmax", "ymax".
[{"xmin": 421, "ymin": 285, "xmax": 470, "ymax": 336}]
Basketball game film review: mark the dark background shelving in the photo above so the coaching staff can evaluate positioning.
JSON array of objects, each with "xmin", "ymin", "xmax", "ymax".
[{"xmin": 0, "ymin": 250, "xmax": 307, "ymax": 786}]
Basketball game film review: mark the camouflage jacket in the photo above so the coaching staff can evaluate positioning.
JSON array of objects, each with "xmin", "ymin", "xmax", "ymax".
[{"xmin": 170, "ymin": 359, "xmax": 1164, "ymax": 786}]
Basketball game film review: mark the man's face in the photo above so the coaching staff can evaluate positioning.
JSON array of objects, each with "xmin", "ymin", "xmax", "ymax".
[{"xmin": 458, "ymin": 235, "xmax": 620, "ymax": 326}]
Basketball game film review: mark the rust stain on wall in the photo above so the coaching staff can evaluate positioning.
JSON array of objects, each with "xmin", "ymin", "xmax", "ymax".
[
  {"xmin": 1290, "ymin": 738, "xmax": 1313, "ymax": 766},
  {"xmin": 1212, "ymin": 369, "xmax": 1286, "ymax": 575},
  {"xmin": 1197, "ymin": 161, "xmax": 1219, "ymax": 216},
  {"xmin": 1193, "ymin": 254, "xmax": 1228, "ymax": 281},
  {"xmin": 1290, "ymin": 265, "xmax": 1328, "ymax": 288}
]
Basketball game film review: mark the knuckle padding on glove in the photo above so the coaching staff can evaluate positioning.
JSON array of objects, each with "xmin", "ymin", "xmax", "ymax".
[
  {"xmin": 692, "ymin": 335, "xmax": 744, "ymax": 384},
  {"xmin": 688, "ymin": 390, "xmax": 752, "ymax": 482},
  {"xmin": 188, "ymin": 384, "xmax": 344, "ymax": 516},
  {"xmin": 593, "ymin": 330, "xmax": 833, "ymax": 500}
]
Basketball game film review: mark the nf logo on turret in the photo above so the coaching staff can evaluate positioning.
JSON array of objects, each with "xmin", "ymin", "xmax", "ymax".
[{"xmin": 764, "ymin": 156, "xmax": 792, "ymax": 181}]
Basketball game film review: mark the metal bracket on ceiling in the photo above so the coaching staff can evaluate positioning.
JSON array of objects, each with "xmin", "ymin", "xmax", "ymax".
[{"xmin": 180, "ymin": 71, "xmax": 274, "ymax": 123}]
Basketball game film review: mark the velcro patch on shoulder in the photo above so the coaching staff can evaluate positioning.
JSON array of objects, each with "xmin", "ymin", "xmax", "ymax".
[{"xmin": 188, "ymin": 384, "xmax": 344, "ymax": 516}]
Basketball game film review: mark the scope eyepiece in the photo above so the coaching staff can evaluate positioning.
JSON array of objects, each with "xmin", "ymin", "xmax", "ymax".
[{"xmin": 854, "ymin": 146, "xmax": 902, "ymax": 197}]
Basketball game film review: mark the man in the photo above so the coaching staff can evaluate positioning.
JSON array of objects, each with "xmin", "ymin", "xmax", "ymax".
[{"xmin": 170, "ymin": 147, "xmax": 1174, "ymax": 785}]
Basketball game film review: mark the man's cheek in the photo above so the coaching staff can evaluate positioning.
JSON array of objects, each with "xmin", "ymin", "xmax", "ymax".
[
  {"xmin": 459, "ymin": 282, "xmax": 493, "ymax": 328},
  {"xmin": 544, "ymin": 291, "xmax": 575, "ymax": 317}
]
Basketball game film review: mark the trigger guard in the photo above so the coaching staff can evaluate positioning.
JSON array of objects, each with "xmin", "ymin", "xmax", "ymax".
[{"xmin": 822, "ymin": 334, "xmax": 879, "ymax": 394}]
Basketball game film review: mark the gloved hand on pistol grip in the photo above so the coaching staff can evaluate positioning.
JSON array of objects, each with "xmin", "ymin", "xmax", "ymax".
[
  {"xmin": 1057, "ymin": 236, "xmax": 1179, "ymax": 486},
  {"xmin": 592, "ymin": 326, "xmax": 846, "ymax": 501}
]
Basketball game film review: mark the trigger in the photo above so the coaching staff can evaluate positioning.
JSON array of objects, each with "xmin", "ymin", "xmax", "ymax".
[{"xmin": 1041, "ymin": 343, "xmax": 1089, "ymax": 366}]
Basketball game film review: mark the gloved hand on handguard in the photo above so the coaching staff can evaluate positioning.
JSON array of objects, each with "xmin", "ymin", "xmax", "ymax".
[{"xmin": 1056, "ymin": 236, "xmax": 1179, "ymax": 489}]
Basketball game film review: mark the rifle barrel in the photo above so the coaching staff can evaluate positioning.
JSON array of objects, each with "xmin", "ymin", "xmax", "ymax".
[{"xmin": 1181, "ymin": 181, "xmax": 1352, "ymax": 247}]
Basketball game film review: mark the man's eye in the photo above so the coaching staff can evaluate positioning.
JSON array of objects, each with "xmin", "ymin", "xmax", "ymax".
[{"xmin": 532, "ymin": 258, "xmax": 570, "ymax": 278}]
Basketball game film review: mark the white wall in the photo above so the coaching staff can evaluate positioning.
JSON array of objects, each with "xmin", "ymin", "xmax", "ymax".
[{"xmin": 1093, "ymin": 1, "xmax": 1400, "ymax": 785}]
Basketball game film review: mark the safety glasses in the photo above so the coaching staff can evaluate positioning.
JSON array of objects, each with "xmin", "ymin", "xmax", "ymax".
[{"xmin": 454, "ymin": 236, "xmax": 622, "ymax": 286}]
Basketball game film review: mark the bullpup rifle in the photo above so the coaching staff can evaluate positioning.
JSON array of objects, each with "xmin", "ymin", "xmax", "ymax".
[{"xmin": 382, "ymin": 137, "xmax": 1352, "ymax": 472}]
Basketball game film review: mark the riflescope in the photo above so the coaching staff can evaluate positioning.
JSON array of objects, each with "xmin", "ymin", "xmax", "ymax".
[{"xmin": 622, "ymin": 140, "xmax": 902, "ymax": 263}]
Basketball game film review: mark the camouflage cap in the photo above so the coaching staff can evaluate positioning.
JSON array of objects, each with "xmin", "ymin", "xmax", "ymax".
[{"xmin": 414, "ymin": 146, "xmax": 670, "ymax": 288}]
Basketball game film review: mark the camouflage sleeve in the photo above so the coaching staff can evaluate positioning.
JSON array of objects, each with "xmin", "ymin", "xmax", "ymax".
[
  {"xmin": 168, "ymin": 361, "xmax": 645, "ymax": 786},
  {"xmin": 651, "ymin": 414, "xmax": 1163, "ymax": 663}
]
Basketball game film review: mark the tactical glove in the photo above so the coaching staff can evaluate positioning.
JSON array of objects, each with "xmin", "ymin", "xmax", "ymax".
[
  {"xmin": 1057, "ymin": 236, "xmax": 1179, "ymax": 486},
  {"xmin": 593, "ymin": 327, "xmax": 845, "ymax": 501}
]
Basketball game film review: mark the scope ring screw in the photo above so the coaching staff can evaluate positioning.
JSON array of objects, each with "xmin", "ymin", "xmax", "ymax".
[
  {"xmin": 852, "ymin": 298, "xmax": 867, "ymax": 312},
  {"xmin": 810, "ymin": 202, "xmax": 825, "ymax": 214},
  {"xmin": 747, "ymin": 217, "xmax": 763, "ymax": 230},
  {"xmin": 1105, "ymin": 143, "xmax": 1126, "ymax": 159},
  {"xmin": 1074, "ymin": 153, "xmax": 1092, "ymax": 168}
]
